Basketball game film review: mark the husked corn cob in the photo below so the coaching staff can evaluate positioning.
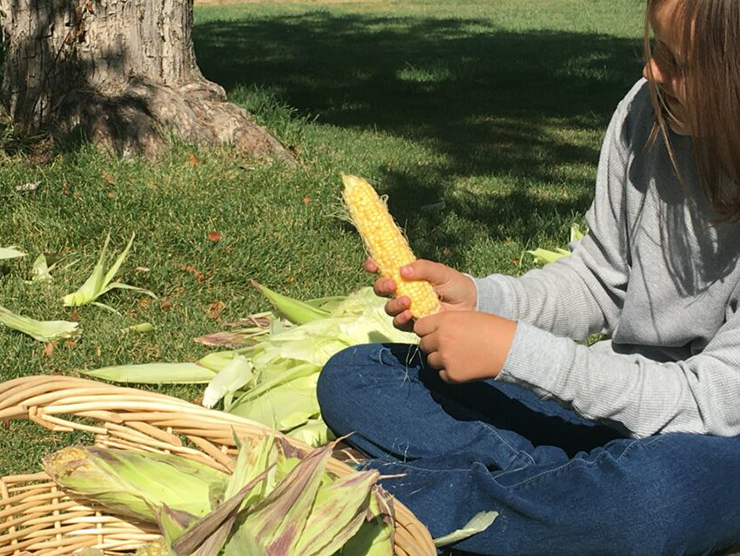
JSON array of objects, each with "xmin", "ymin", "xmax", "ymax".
[{"xmin": 342, "ymin": 174, "xmax": 441, "ymax": 318}]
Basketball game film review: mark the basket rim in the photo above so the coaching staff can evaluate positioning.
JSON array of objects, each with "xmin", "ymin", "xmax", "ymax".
[{"xmin": 0, "ymin": 374, "xmax": 437, "ymax": 556}]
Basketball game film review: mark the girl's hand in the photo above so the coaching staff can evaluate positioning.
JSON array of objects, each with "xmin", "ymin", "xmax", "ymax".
[
  {"xmin": 414, "ymin": 311, "xmax": 518, "ymax": 383},
  {"xmin": 365, "ymin": 258, "xmax": 477, "ymax": 331}
]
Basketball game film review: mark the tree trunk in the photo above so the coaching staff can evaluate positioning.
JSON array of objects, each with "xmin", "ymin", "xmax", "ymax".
[{"xmin": 0, "ymin": 0, "xmax": 295, "ymax": 161}]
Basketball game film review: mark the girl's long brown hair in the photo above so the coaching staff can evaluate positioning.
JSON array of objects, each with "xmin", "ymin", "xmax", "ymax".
[{"xmin": 644, "ymin": 0, "xmax": 740, "ymax": 222}]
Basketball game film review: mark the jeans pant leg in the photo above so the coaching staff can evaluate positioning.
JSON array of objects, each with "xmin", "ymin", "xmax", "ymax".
[{"xmin": 317, "ymin": 344, "xmax": 740, "ymax": 555}]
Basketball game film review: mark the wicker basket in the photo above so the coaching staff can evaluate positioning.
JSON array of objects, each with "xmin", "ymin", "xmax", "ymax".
[{"xmin": 0, "ymin": 375, "xmax": 436, "ymax": 556}]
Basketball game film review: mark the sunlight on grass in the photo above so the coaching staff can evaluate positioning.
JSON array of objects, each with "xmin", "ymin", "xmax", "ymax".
[{"xmin": 0, "ymin": 0, "xmax": 645, "ymax": 476}]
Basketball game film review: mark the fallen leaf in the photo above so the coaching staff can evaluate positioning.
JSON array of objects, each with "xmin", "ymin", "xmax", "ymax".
[
  {"xmin": 207, "ymin": 231, "xmax": 222, "ymax": 242},
  {"xmin": 103, "ymin": 170, "xmax": 116, "ymax": 185},
  {"xmin": 69, "ymin": 312, "xmax": 80, "ymax": 322},
  {"xmin": 65, "ymin": 341, "xmax": 78, "ymax": 349},
  {"xmin": 188, "ymin": 153, "xmax": 199, "ymax": 167},
  {"xmin": 160, "ymin": 299, "xmax": 172, "ymax": 309},
  {"xmin": 139, "ymin": 299, "xmax": 149, "ymax": 308},
  {"xmin": 285, "ymin": 275, "xmax": 296, "ymax": 284},
  {"xmin": 44, "ymin": 343, "xmax": 56, "ymax": 357},
  {"xmin": 179, "ymin": 264, "xmax": 204, "ymax": 282},
  {"xmin": 303, "ymin": 197, "xmax": 311, "ymax": 205},
  {"xmin": 207, "ymin": 301, "xmax": 225, "ymax": 321},
  {"xmin": 442, "ymin": 247, "xmax": 452, "ymax": 256},
  {"xmin": 107, "ymin": 192, "xmax": 118, "ymax": 199}
]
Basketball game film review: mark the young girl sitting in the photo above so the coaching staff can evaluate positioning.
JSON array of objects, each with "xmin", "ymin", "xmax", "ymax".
[{"xmin": 317, "ymin": 0, "xmax": 740, "ymax": 553}]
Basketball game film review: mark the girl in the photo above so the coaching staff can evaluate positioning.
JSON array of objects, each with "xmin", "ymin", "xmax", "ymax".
[{"xmin": 318, "ymin": 0, "xmax": 740, "ymax": 554}]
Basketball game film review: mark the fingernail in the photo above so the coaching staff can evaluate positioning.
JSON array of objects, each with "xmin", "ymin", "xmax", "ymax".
[{"xmin": 400, "ymin": 265, "xmax": 412, "ymax": 277}]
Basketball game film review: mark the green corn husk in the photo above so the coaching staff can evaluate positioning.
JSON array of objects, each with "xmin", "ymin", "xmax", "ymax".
[
  {"xmin": 251, "ymin": 281, "xmax": 332, "ymax": 325},
  {"xmin": 0, "ymin": 305, "xmax": 80, "ymax": 342},
  {"xmin": 293, "ymin": 468, "xmax": 379, "ymax": 556},
  {"xmin": 44, "ymin": 446, "xmax": 229, "ymax": 521},
  {"xmin": 134, "ymin": 539, "xmax": 171, "ymax": 556},
  {"xmin": 341, "ymin": 488, "xmax": 395, "ymax": 556},
  {"xmin": 286, "ymin": 418, "xmax": 335, "ymax": 446},
  {"xmin": 121, "ymin": 322, "xmax": 155, "ymax": 334},
  {"xmin": 527, "ymin": 223, "xmax": 586, "ymax": 265},
  {"xmin": 62, "ymin": 233, "xmax": 156, "ymax": 313},
  {"xmin": 433, "ymin": 510, "xmax": 499, "ymax": 547},
  {"xmin": 202, "ymin": 355, "xmax": 255, "ymax": 410},
  {"xmin": 0, "ymin": 246, "xmax": 26, "ymax": 260},
  {"xmin": 81, "ymin": 362, "xmax": 217, "ymax": 384},
  {"xmin": 242, "ymin": 442, "xmax": 335, "ymax": 553},
  {"xmin": 30, "ymin": 253, "xmax": 52, "ymax": 282}
]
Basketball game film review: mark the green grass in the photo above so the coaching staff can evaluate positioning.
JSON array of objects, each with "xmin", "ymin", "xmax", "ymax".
[{"xmin": 0, "ymin": 0, "xmax": 645, "ymax": 476}]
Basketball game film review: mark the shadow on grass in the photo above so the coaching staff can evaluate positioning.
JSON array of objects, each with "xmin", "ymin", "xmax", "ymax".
[{"xmin": 193, "ymin": 11, "xmax": 643, "ymax": 258}]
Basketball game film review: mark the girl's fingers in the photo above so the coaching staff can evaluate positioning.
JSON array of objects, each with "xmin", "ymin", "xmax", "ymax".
[
  {"xmin": 426, "ymin": 351, "xmax": 443, "ymax": 370},
  {"xmin": 374, "ymin": 278, "xmax": 397, "ymax": 298},
  {"xmin": 392, "ymin": 309, "xmax": 414, "ymax": 331},
  {"xmin": 364, "ymin": 257, "xmax": 379, "ymax": 273},
  {"xmin": 385, "ymin": 296, "xmax": 409, "ymax": 316}
]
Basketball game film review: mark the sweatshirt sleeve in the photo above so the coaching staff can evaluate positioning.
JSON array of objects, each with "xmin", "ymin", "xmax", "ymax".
[
  {"xmin": 472, "ymin": 90, "xmax": 634, "ymax": 342},
  {"xmin": 500, "ymin": 307, "xmax": 740, "ymax": 438}
]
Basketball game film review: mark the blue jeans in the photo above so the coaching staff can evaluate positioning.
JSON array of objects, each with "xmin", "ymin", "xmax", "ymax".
[{"xmin": 316, "ymin": 343, "xmax": 740, "ymax": 556}]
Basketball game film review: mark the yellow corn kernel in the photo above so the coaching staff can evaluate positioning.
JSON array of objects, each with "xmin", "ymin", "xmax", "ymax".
[{"xmin": 342, "ymin": 174, "xmax": 441, "ymax": 318}]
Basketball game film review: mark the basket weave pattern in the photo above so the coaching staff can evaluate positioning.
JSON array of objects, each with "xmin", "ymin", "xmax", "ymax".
[{"xmin": 0, "ymin": 375, "xmax": 436, "ymax": 555}]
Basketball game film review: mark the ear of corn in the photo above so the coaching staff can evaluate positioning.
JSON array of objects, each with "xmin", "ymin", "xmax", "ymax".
[
  {"xmin": 342, "ymin": 174, "xmax": 441, "ymax": 319},
  {"xmin": 43, "ymin": 446, "xmax": 229, "ymax": 521}
]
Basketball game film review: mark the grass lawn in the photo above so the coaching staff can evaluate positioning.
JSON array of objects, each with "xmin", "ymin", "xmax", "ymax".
[{"xmin": 0, "ymin": 0, "xmax": 645, "ymax": 477}]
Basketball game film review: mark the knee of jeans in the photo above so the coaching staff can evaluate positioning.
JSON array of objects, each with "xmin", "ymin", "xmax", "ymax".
[{"xmin": 317, "ymin": 345, "xmax": 374, "ymax": 412}]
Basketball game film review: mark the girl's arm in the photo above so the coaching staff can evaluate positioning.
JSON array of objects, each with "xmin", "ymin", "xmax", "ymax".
[{"xmin": 500, "ymin": 312, "xmax": 740, "ymax": 438}]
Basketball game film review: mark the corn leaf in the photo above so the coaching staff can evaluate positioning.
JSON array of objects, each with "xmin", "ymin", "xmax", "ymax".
[
  {"xmin": 63, "ymin": 233, "xmax": 156, "ymax": 312},
  {"xmin": 0, "ymin": 246, "xmax": 26, "ymax": 260},
  {"xmin": 433, "ymin": 510, "xmax": 499, "ymax": 547},
  {"xmin": 0, "ymin": 305, "xmax": 80, "ymax": 342},
  {"xmin": 81, "ymin": 362, "xmax": 217, "ymax": 384}
]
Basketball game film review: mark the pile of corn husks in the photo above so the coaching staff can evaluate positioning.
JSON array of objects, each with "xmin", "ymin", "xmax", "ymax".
[
  {"xmin": 83, "ymin": 284, "xmax": 420, "ymax": 447},
  {"xmin": 45, "ymin": 435, "xmax": 394, "ymax": 555}
]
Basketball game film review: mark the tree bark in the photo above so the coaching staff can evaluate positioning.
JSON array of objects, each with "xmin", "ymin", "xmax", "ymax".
[{"xmin": 0, "ymin": 0, "xmax": 295, "ymax": 161}]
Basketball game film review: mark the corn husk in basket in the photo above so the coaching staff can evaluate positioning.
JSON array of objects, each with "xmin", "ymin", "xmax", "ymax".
[{"xmin": 0, "ymin": 375, "xmax": 436, "ymax": 556}]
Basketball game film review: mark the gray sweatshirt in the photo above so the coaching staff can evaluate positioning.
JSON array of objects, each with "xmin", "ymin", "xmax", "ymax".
[{"xmin": 473, "ymin": 79, "xmax": 740, "ymax": 438}]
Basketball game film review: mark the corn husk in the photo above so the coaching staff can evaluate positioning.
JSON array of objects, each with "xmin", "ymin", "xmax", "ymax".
[
  {"xmin": 527, "ymin": 223, "xmax": 586, "ymax": 265},
  {"xmin": 0, "ymin": 246, "xmax": 26, "ymax": 260},
  {"xmin": 341, "ymin": 488, "xmax": 395, "ymax": 556},
  {"xmin": 0, "ymin": 305, "xmax": 80, "ymax": 342},
  {"xmin": 121, "ymin": 322, "xmax": 155, "ymax": 334},
  {"xmin": 433, "ymin": 510, "xmax": 499, "ymax": 547},
  {"xmin": 202, "ymin": 355, "xmax": 255, "ymax": 410},
  {"xmin": 82, "ymin": 362, "xmax": 217, "ymax": 384},
  {"xmin": 62, "ymin": 233, "xmax": 156, "ymax": 313},
  {"xmin": 44, "ymin": 446, "xmax": 228, "ymax": 521}
]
